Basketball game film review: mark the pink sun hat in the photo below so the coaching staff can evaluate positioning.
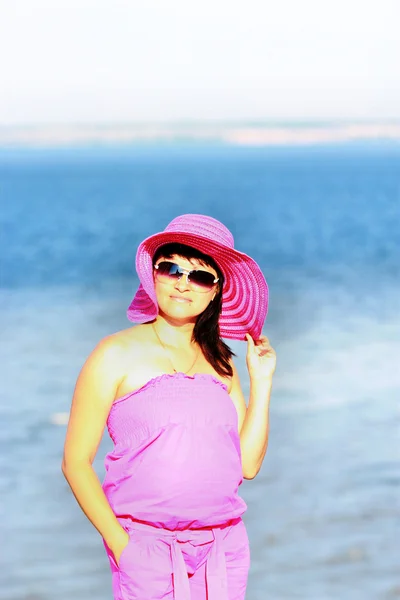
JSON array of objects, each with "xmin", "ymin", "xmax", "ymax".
[{"xmin": 127, "ymin": 214, "xmax": 269, "ymax": 340}]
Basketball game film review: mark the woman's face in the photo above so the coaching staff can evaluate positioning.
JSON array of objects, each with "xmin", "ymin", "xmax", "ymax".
[{"xmin": 153, "ymin": 254, "xmax": 219, "ymax": 323}]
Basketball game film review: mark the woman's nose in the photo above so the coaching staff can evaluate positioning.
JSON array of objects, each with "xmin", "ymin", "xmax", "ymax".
[{"xmin": 174, "ymin": 273, "xmax": 190, "ymax": 291}]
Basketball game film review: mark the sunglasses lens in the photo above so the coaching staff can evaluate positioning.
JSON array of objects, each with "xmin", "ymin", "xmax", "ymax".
[
  {"xmin": 188, "ymin": 270, "xmax": 216, "ymax": 291},
  {"xmin": 156, "ymin": 261, "xmax": 181, "ymax": 280},
  {"xmin": 154, "ymin": 261, "xmax": 216, "ymax": 292}
]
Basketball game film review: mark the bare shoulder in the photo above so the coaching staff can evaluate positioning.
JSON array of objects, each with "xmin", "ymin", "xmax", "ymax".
[
  {"xmin": 77, "ymin": 325, "xmax": 149, "ymax": 391},
  {"xmin": 63, "ymin": 325, "xmax": 153, "ymax": 466},
  {"xmin": 104, "ymin": 323, "xmax": 154, "ymax": 360},
  {"xmin": 227, "ymin": 356, "xmax": 243, "ymax": 391},
  {"xmin": 101, "ymin": 324, "xmax": 162, "ymax": 398}
]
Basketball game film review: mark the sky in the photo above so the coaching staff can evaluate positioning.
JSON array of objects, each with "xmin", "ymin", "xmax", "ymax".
[{"xmin": 0, "ymin": 0, "xmax": 399, "ymax": 125}]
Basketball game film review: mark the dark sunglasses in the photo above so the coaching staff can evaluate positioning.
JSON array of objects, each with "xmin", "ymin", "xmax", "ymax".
[{"xmin": 153, "ymin": 261, "xmax": 219, "ymax": 293}]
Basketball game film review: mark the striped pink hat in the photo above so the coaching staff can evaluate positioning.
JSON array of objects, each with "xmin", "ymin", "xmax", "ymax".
[{"xmin": 127, "ymin": 214, "xmax": 268, "ymax": 340}]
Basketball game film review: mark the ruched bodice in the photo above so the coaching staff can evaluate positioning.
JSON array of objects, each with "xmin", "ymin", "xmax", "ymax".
[{"xmin": 102, "ymin": 372, "xmax": 247, "ymax": 530}]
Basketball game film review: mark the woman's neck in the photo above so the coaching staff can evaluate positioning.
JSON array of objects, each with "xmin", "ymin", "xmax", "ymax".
[{"xmin": 152, "ymin": 316, "xmax": 196, "ymax": 349}]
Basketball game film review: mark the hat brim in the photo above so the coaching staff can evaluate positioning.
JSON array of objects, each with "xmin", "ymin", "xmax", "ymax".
[{"xmin": 127, "ymin": 231, "xmax": 268, "ymax": 340}]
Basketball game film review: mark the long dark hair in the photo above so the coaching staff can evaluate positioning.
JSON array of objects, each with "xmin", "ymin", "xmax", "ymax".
[{"xmin": 152, "ymin": 242, "xmax": 235, "ymax": 377}]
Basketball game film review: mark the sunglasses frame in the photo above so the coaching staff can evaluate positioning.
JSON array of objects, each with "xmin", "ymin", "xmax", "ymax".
[{"xmin": 153, "ymin": 260, "xmax": 219, "ymax": 292}]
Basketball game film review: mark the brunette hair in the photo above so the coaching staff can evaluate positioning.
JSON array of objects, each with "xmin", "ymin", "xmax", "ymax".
[{"xmin": 152, "ymin": 243, "xmax": 235, "ymax": 377}]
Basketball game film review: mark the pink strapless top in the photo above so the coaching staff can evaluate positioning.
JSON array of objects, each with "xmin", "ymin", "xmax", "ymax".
[{"xmin": 102, "ymin": 372, "xmax": 247, "ymax": 530}]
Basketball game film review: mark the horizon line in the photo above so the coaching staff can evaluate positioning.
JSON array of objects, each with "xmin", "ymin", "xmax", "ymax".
[
  {"xmin": 2, "ymin": 117, "xmax": 400, "ymax": 129},
  {"xmin": 1, "ymin": 120, "xmax": 400, "ymax": 148}
]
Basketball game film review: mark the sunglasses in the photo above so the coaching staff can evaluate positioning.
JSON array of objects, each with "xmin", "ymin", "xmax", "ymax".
[{"xmin": 153, "ymin": 261, "xmax": 219, "ymax": 293}]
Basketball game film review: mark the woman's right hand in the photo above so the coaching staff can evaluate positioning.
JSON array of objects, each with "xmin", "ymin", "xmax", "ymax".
[{"xmin": 109, "ymin": 528, "xmax": 130, "ymax": 567}]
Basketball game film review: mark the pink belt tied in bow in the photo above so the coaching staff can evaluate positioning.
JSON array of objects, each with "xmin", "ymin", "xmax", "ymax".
[{"xmin": 125, "ymin": 520, "xmax": 230, "ymax": 600}]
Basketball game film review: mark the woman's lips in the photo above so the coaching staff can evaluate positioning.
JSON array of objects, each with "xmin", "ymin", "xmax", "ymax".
[{"xmin": 170, "ymin": 296, "xmax": 192, "ymax": 303}]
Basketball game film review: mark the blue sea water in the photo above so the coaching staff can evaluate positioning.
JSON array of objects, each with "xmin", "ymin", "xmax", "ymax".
[{"xmin": 1, "ymin": 143, "xmax": 399, "ymax": 600}]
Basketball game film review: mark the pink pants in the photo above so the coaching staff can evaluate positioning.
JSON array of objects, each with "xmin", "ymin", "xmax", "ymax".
[{"xmin": 104, "ymin": 517, "xmax": 250, "ymax": 600}]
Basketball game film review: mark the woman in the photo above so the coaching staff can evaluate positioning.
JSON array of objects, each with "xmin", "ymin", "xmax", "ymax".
[{"xmin": 62, "ymin": 214, "xmax": 276, "ymax": 600}]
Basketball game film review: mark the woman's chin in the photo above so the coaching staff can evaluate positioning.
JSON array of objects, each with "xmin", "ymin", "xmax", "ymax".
[{"xmin": 159, "ymin": 302, "xmax": 201, "ymax": 321}]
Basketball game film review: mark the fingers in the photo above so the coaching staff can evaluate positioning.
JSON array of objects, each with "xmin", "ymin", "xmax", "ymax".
[
  {"xmin": 245, "ymin": 333, "xmax": 255, "ymax": 347},
  {"xmin": 246, "ymin": 334, "xmax": 272, "ymax": 345},
  {"xmin": 247, "ymin": 334, "xmax": 270, "ymax": 346},
  {"xmin": 246, "ymin": 333, "xmax": 270, "ymax": 355},
  {"xmin": 246, "ymin": 333, "xmax": 274, "ymax": 358}
]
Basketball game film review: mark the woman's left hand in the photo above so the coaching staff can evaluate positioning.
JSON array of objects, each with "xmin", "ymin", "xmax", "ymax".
[{"xmin": 245, "ymin": 333, "xmax": 276, "ymax": 381}]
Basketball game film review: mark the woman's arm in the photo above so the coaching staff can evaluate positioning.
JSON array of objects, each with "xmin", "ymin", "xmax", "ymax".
[
  {"xmin": 61, "ymin": 336, "xmax": 129, "ymax": 563},
  {"xmin": 228, "ymin": 334, "xmax": 276, "ymax": 479},
  {"xmin": 228, "ymin": 361, "xmax": 271, "ymax": 479},
  {"xmin": 239, "ymin": 376, "xmax": 272, "ymax": 479}
]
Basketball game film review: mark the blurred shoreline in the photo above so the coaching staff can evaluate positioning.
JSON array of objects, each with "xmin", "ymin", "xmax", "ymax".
[{"xmin": 1, "ymin": 121, "xmax": 400, "ymax": 148}]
